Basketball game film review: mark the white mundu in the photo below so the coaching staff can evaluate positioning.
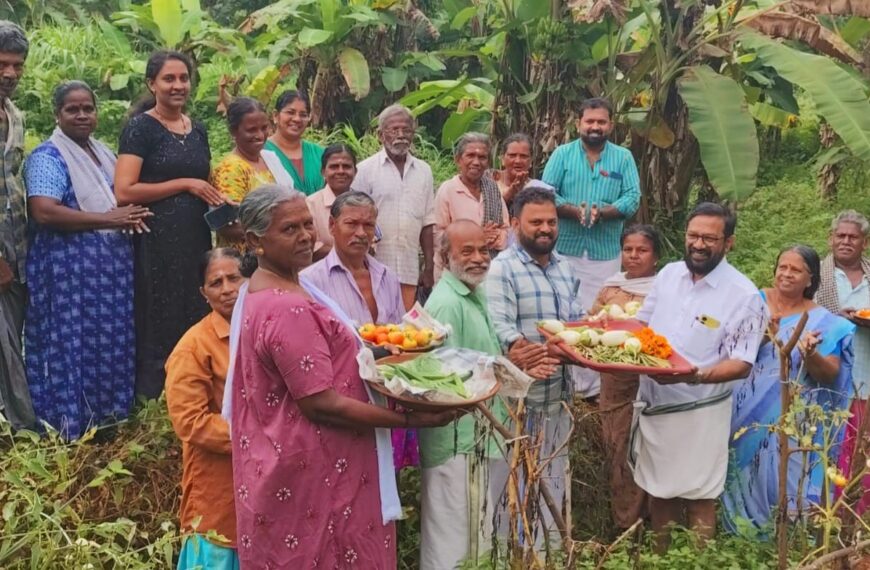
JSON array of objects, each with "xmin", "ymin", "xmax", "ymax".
[{"xmin": 631, "ymin": 259, "xmax": 768, "ymax": 499}]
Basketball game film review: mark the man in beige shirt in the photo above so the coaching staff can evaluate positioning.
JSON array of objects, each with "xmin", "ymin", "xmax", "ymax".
[{"xmin": 354, "ymin": 104, "xmax": 435, "ymax": 309}]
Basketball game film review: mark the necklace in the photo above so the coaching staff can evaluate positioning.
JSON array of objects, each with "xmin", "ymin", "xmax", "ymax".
[
  {"xmin": 235, "ymin": 148, "xmax": 265, "ymax": 168},
  {"xmin": 151, "ymin": 106, "xmax": 190, "ymax": 136},
  {"xmin": 770, "ymin": 288, "xmax": 811, "ymax": 316}
]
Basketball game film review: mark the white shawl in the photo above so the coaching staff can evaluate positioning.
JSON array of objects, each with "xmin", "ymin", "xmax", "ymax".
[
  {"xmin": 601, "ymin": 271, "xmax": 656, "ymax": 297},
  {"xmin": 49, "ymin": 127, "xmax": 117, "ymax": 217}
]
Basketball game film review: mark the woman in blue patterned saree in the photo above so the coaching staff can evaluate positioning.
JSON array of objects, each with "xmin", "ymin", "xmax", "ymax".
[
  {"xmin": 23, "ymin": 81, "xmax": 152, "ymax": 439},
  {"xmin": 723, "ymin": 245, "xmax": 855, "ymax": 533}
]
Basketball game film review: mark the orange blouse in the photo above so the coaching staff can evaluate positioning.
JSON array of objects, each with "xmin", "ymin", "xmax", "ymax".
[{"xmin": 165, "ymin": 311, "xmax": 236, "ymax": 547}]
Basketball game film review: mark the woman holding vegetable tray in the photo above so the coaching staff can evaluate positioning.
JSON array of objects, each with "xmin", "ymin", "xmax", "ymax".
[
  {"xmin": 227, "ymin": 184, "xmax": 455, "ymax": 568},
  {"xmin": 590, "ymin": 224, "xmax": 661, "ymax": 530},
  {"xmin": 722, "ymin": 245, "xmax": 854, "ymax": 533}
]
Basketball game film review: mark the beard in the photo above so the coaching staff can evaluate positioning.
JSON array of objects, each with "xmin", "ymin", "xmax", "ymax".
[
  {"xmin": 580, "ymin": 131, "xmax": 607, "ymax": 148},
  {"xmin": 518, "ymin": 229, "xmax": 557, "ymax": 257},
  {"xmin": 684, "ymin": 246, "xmax": 725, "ymax": 276},
  {"xmin": 384, "ymin": 139, "xmax": 411, "ymax": 157},
  {"xmin": 447, "ymin": 257, "xmax": 488, "ymax": 288}
]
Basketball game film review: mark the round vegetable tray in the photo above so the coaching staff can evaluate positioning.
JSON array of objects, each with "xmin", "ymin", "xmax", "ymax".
[
  {"xmin": 538, "ymin": 319, "xmax": 695, "ymax": 376},
  {"xmin": 367, "ymin": 354, "xmax": 500, "ymax": 412},
  {"xmin": 852, "ymin": 309, "xmax": 870, "ymax": 328},
  {"xmin": 364, "ymin": 336, "xmax": 445, "ymax": 353}
]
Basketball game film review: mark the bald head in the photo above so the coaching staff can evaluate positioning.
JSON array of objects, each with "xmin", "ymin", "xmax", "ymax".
[{"xmin": 441, "ymin": 219, "xmax": 491, "ymax": 288}]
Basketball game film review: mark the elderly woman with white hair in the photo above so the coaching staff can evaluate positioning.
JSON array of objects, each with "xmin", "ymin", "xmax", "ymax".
[
  {"xmin": 353, "ymin": 104, "xmax": 436, "ymax": 309},
  {"xmin": 814, "ymin": 209, "xmax": 870, "ymax": 512},
  {"xmin": 226, "ymin": 184, "xmax": 455, "ymax": 568},
  {"xmin": 433, "ymin": 132, "xmax": 510, "ymax": 280}
]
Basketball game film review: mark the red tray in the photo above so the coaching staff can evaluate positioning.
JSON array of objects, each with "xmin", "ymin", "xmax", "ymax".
[{"xmin": 538, "ymin": 319, "xmax": 695, "ymax": 376}]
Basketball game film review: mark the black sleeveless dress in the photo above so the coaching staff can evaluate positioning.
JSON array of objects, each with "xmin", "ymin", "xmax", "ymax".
[{"xmin": 118, "ymin": 113, "xmax": 212, "ymax": 399}]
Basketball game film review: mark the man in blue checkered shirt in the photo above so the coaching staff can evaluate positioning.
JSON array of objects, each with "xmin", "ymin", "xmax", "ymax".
[{"xmin": 485, "ymin": 186, "xmax": 583, "ymax": 548}]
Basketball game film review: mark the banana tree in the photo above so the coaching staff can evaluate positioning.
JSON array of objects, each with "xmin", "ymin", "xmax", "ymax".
[
  {"xmin": 583, "ymin": 0, "xmax": 870, "ymax": 218},
  {"xmin": 241, "ymin": 0, "xmax": 403, "ymax": 127}
]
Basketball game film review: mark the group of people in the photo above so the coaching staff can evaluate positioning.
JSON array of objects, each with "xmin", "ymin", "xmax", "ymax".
[{"xmin": 3, "ymin": 18, "xmax": 870, "ymax": 570}]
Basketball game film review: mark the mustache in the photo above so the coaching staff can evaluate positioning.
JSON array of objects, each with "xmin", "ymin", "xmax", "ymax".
[{"xmin": 350, "ymin": 238, "xmax": 370, "ymax": 247}]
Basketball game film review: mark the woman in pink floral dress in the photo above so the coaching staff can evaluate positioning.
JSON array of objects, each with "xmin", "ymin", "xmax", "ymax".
[{"xmin": 230, "ymin": 185, "xmax": 454, "ymax": 569}]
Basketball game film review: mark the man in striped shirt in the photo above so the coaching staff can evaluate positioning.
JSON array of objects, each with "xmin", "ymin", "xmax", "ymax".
[{"xmin": 543, "ymin": 98, "xmax": 641, "ymax": 397}]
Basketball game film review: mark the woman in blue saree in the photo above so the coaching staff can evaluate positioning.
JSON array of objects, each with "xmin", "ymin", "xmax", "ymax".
[
  {"xmin": 24, "ymin": 81, "xmax": 151, "ymax": 439},
  {"xmin": 723, "ymin": 245, "xmax": 855, "ymax": 533}
]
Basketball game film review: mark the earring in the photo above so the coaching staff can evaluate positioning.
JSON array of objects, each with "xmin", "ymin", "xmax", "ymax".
[{"xmin": 255, "ymin": 247, "xmax": 265, "ymax": 256}]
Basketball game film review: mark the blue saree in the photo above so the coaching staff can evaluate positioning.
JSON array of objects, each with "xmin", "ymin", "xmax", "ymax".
[{"xmin": 722, "ymin": 301, "xmax": 854, "ymax": 534}]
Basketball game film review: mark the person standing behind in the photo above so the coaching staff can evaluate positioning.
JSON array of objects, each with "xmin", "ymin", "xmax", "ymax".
[
  {"xmin": 491, "ymin": 133, "xmax": 553, "ymax": 210},
  {"xmin": 632, "ymin": 202, "xmax": 767, "ymax": 548},
  {"xmin": 0, "ymin": 21, "xmax": 34, "ymax": 430},
  {"xmin": 590, "ymin": 224, "xmax": 661, "ymax": 529},
  {"xmin": 211, "ymin": 97, "xmax": 294, "ymax": 249},
  {"xmin": 542, "ymin": 98, "xmax": 640, "ymax": 314},
  {"xmin": 434, "ymin": 133, "xmax": 510, "ymax": 280},
  {"xmin": 354, "ymin": 104, "xmax": 436, "ymax": 309},
  {"xmin": 420, "ymin": 219, "xmax": 556, "ymax": 569},
  {"xmin": 24, "ymin": 81, "xmax": 149, "ymax": 440},
  {"xmin": 306, "ymin": 144, "xmax": 358, "ymax": 260},
  {"xmin": 300, "ymin": 191, "xmax": 403, "ymax": 327},
  {"xmin": 115, "ymin": 50, "xmax": 226, "ymax": 400},
  {"xmin": 166, "ymin": 248, "xmax": 245, "ymax": 570},
  {"xmin": 263, "ymin": 90, "xmax": 324, "ymax": 195},
  {"xmin": 814, "ymin": 210, "xmax": 870, "ymax": 511},
  {"xmin": 486, "ymin": 187, "xmax": 582, "ymax": 548}
]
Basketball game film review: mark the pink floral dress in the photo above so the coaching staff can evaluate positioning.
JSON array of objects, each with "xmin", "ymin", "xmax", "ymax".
[{"xmin": 231, "ymin": 289, "xmax": 396, "ymax": 569}]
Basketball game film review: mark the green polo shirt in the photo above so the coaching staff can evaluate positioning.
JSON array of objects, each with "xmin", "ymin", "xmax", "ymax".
[{"xmin": 421, "ymin": 271, "xmax": 507, "ymax": 468}]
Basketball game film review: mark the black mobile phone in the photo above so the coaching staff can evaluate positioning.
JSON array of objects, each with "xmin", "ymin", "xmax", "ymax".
[{"xmin": 204, "ymin": 203, "xmax": 240, "ymax": 231}]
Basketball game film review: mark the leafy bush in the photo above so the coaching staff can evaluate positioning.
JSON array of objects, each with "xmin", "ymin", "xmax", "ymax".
[{"xmin": 0, "ymin": 399, "xmax": 182, "ymax": 569}]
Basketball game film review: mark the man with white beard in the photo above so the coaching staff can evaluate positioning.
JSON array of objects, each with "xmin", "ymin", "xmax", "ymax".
[
  {"xmin": 354, "ymin": 104, "xmax": 436, "ymax": 309},
  {"xmin": 419, "ymin": 219, "xmax": 555, "ymax": 569}
]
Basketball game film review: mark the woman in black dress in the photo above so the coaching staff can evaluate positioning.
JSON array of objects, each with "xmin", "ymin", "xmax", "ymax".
[{"xmin": 115, "ymin": 51, "xmax": 226, "ymax": 399}]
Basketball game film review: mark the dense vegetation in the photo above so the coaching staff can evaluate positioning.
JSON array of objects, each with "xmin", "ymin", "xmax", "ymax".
[{"xmin": 3, "ymin": 0, "xmax": 870, "ymax": 568}]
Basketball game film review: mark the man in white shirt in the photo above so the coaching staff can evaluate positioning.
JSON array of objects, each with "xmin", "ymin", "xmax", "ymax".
[
  {"xmin": 632, "ymin": 202, "xmax": 768, "ymax": 547},
  {"xmin": 354, "ymin": 104, "xmax": 435, "ymax": 309}
]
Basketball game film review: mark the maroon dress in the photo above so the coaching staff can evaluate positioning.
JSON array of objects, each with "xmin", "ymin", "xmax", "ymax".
[{"xmin": 230, "ymin": 289, "xmax": 396, "ymax": 569}]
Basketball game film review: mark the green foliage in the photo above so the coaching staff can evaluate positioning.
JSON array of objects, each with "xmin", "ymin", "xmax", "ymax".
[
  {"xmin": 729, "ymin": 153, "xmax": 870, "ymax": 286},
  {"xmin": 740, "ymin": 31, "xmax": 870, "ymax": 164},
  {"xmin": 17, "ymin": 23, "xmax": 143, "ymax": 143},
  {"xmin": 678, "ymin": 65, "xmax": 760, "ymax": 203},
  {"xmin": 0, "ymin": 399, "xmax": 182, "ymax": 569}
]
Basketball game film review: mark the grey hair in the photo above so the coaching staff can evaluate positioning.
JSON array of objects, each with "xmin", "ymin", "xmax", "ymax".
[
  {"xmin": 330, "ymin": 191, "xmax": 377, "ymax": 219},
  {"xmin": 454, "ymin": 132, "xmax": 491, "ymax": 158},
  {"xmin": 239, "ymin": 184, "xmax": 306, "ymax": 237},
  {"xmin": 831, "ymin": 209, "xmax": 870, "ymax": 237},
  {"xmin": 0, "ymin": 21, "xmax": 28, "ymax": 56},
  {"xmin": 377, "ymin": 104, "xmax": 415, "ymax": 130}
]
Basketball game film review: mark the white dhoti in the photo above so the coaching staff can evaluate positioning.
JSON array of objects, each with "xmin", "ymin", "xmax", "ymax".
[
  {"xmin": 420, "ymin": 455, "xmax": 509, "ymax": 570},
  {"xmin": 630, "ymin": 392, "xmax": 732, "ymax": 500},
  {"xmin": 564, "ymin": 254, "xmax": 621, "ymax": 397}
]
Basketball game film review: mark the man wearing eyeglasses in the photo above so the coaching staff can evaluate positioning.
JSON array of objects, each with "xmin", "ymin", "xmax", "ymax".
[
  {"xmin": 354, "ymin": 104, "xmax": 436, "ymax": 310},
  {"xmin": 630, "ymin": 202, "xmax": 768, "ymax": 549}
]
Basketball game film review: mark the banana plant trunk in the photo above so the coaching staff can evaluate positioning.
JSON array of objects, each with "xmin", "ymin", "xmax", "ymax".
[{"xmin": 633, "ymin": 86, "xmax": 700, "ymax": 222}]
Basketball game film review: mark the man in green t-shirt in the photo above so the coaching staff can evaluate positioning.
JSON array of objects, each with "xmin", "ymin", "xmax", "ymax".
[{"xmin": 419, "ymin": 219, "xmax": 554, "ymax": 569}]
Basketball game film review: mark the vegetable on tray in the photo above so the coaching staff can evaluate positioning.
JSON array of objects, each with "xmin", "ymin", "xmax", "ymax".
[
  {"xmin": 537, "ymin": 319, "xmax": 692, "ymax": 375},
  {"xmin": 378, "ymin": 355, "xmax": 471, "ymax": 399}
]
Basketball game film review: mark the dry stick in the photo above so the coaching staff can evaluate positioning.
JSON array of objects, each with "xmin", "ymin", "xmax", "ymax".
[
  {"xmin": 796, "ymin": 538, "xmax": 870, "ymax": 570},
  {"xmin": 476, "ymin": 402, "xmax": 572, "ymax": 545},
  {"xmin": 776, "ymin": 311, "xmax": 810, "ymax": 570},
  {"xmin": 593, "ymin": 518, "xmax": 645, "ymax": 570}
]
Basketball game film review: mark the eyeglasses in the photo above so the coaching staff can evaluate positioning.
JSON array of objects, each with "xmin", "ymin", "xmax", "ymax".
[
  {"xmin": 685, "ymin": 232, "xmax": 725, "ymax": 246},
  {"xmin": 382, "ymin": 127, "xmax": 414, "ymax": 137}
]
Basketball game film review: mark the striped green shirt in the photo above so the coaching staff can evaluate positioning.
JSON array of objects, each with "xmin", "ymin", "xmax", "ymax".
[{"xmin": 542, "ymin": 140, "xmax": 640, "ymax": 260}]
